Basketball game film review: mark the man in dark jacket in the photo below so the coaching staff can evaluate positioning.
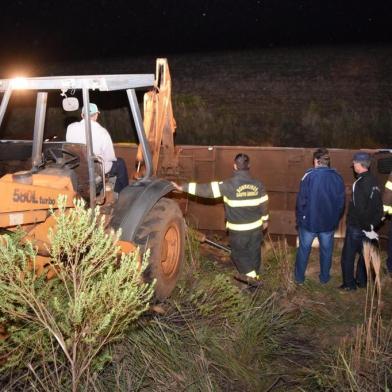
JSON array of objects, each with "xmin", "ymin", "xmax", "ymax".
[
  {"xmin": 294, "ymin": 148, "xmax": 345, "ymax": 284},
  {"xmin": 172, "ymin": 153, "xmax": 268, "ymax": 284},
  {"xmin": 382, "ymin": 172, "xmax": 392, "ymax": 275},
  {"xmin": 340, "ymin": 152, "xmax": 383, "ymax": 291}
]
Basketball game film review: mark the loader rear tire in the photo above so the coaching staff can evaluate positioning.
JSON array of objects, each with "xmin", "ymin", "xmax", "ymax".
[{"xmin": 134, "ymin": 198, "xmax": 185, "ymax": 300}]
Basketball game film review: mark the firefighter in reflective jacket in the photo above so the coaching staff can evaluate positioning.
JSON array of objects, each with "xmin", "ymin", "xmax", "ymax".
[
  {"xmin": 383, "ymin": 172, "xmax": 392, "ymax": 275},
  {"xmin": 172, "ymin": 153, "xmax": 269, "ymax": 282}
]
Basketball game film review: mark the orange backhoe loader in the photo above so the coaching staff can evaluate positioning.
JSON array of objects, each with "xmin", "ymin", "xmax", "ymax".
[{"xmin": 0, "ymin": 59, "xmax": 184, "ymax": 300}]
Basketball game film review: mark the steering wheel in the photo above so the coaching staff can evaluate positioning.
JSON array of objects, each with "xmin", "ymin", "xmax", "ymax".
[{"xmin": 45, "ymin": 148, "xmax": 79, "ymax": 169}]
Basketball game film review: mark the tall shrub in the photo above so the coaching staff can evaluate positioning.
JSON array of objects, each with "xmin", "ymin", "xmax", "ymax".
[{"xmin": 0, "ymin": 197, "xmax": 154, "ymax": 391}]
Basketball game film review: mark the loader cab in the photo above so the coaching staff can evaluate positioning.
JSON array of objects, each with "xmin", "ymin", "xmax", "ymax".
[{"xmin": 0, "ymin": 74, "xmax": 155, "ymax": 208}]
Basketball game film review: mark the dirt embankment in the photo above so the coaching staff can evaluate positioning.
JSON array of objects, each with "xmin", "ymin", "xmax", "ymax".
[{"xmin": 1, "ymin": 45, "xmax": 392, "ymax": 148}]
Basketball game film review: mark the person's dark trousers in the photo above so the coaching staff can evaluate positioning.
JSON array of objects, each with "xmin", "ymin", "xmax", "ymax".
[
  {"xmin": 387, "ymin": 220, "xmax": 392, "ymax": 273},
  {"xmin": 229, "ymin": 229, "xmax": 262, "ymax": 275},
  {"xmin": 340, "ymin": 225, "xmax": 367, "ymax": 289},
  {"xmin": 294, "ymin": 226, "xmax": 334, "ymax": 284},
  {"xmin": 109, "ymin": 157, "xmax": 129, "ymax": 193}
]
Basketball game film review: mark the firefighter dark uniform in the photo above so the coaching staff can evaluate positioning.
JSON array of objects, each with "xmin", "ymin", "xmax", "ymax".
[
  {"xmin": 183, "ymin": 170, "xmax": 269, "ymax": 277},
  {"xmin": 383, "ymin": 173, "xmax": 392, "ymax": 273},
  {"xmin": 341, "ymin": 170, "xmax": 383, "ymax": 289}
]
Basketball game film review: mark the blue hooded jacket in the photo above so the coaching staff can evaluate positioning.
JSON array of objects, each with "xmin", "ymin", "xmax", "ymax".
[{"xmin": 296, "ymin": 166, "xmax": 345, "ymax": 233}]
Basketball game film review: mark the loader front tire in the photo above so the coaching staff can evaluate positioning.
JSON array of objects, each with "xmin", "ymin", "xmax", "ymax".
[{"xmin": 134, "ymin": 198, "xmax": 185, "ymax": 300}]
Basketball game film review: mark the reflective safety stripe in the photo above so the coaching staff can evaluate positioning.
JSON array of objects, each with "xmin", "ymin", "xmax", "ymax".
[
  {"xmin": 226, "ymin": 218, "xmax": 263, "ymax": 231},
  {"xmin": 386, "ymin": 181, "xmax": 392, "ymax": 191},
  {"xmin": 261, "ymin": 214, "xmax": 269, "ymax": 222},
  {"xmin": 223, "ymin": 194, "xmax": 268, "ymax": 207},
  {"xmin": 211, "ymin": 181, "xmax": 221, "ymax": 198},
  {"xmin": 246, "ymin": 270, "xmax": 257, "ymax": 278},
  {"xmin": 188, "ymin": 182, "xmax": 196, "ymax": 195}
]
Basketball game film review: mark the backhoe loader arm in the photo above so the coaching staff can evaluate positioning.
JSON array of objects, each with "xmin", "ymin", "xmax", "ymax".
[{"xmin": 135, "ymin": 58, "xmax": 179, "ymax": 177}]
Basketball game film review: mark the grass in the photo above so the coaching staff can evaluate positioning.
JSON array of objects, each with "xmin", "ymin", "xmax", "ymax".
[
  {"xmin": 94, "ymin": 233, "xmax": 392, "ymax": 391},
  {"xmin": 314, "ymin": 244, "xmax": 392, "ymax": 391},
  {"xmin": 93, "ymin": 233, "xmax": 392, "ymax": 391},
  {"xmin": 2, "ymin": 230, "xmax": 391, "ymax": 391},
  {"xmin": 96, "ymin": 234, "xmax": 295, "ymax": 391}
]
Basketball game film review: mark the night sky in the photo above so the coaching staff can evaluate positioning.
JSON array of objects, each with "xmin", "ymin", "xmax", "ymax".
[{"xmin": 1, "ymin": 0, "xmax": 391, "ymax": 67}]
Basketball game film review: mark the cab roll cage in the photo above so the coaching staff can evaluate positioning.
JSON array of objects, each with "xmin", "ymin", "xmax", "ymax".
[{"xmin": 0, "ymin": 74, "xmax": 155, "ymax": 208}]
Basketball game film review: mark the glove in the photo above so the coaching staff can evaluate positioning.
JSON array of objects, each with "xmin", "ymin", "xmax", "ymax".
[
  {"xmin": 171, "ymin": 181, "xmax": 183, "ymax": 192},
  {"xmin": 362, "ymin": 229, "xmax": 379, "ymax": 241}
]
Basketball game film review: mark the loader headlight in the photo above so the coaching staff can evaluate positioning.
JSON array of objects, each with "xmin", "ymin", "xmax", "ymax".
[{"xmin": 11, "ymin": 77, "xmax": 28, "ymax": 89}]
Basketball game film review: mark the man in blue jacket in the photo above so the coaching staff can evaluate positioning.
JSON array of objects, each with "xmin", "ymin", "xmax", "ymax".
[{"xmin": 294, "ymin": 148, "xmax": 345, "ymax": 284}]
